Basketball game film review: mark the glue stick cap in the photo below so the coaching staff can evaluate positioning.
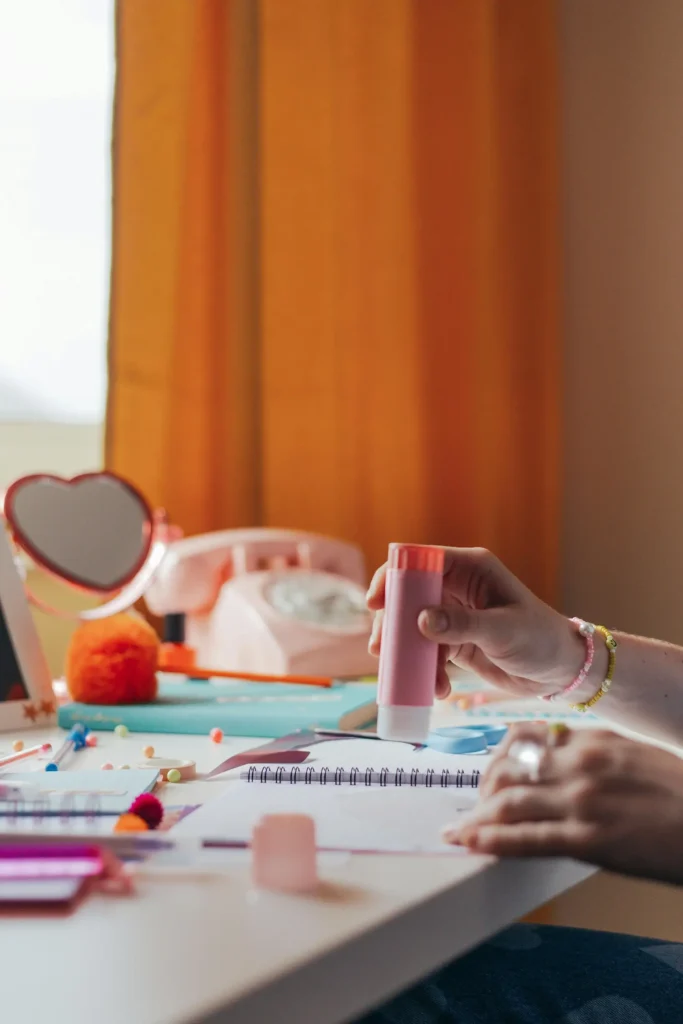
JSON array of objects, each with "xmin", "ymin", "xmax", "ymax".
[{"xmin": 388, "ymin": 544, "xmax": 444, "ymax": 573}]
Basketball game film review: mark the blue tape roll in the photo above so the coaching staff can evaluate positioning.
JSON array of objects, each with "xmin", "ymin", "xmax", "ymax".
[
  {"xmin": 426, "ymin": 727, "xmax": 489, "ymax": 755},
  {"xmin": 457, "ymin": 724, "xmax": 508, "ymax": 747}
]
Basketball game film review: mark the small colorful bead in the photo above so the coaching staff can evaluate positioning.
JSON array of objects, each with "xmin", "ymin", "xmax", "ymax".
[
  {"xmin": 142, "ymin": 745, "xmax": 155, "ymax": 758},
  {"xmin": 209, "ymin": 727, "xmax": 223, "ymax": 744},
  {"xmin": 166, "ymin": 768, "xmax": 182, "ymax": 783},
  {"xmin": 114, "ymin": 724, "xmax": 129, "ymax": 738},
  {"xmin": 12, "ymin": 740, "xmax": 24, "ymax": 752},
  {"xmin": 119, "ymin": 764, "xmax": 131, "ymax": 770},
  {"xmin": 101, "ymin": 762, "xmax": 114, "ymax": 770},
  {"xmin": 85, "ymin": 734, "xmax": 98, "ymax": 747}
]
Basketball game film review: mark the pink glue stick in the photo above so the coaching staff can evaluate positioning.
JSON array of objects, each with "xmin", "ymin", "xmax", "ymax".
[{"xmin": 377, "ymin": 543, "xmax": 445, "ymax": 743}]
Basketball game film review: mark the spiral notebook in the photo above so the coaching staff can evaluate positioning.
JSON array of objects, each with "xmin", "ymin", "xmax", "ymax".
[
  {"xmin": 0, "ymin": 770, "xmax": 160, "ymax": 836},
  {"xmin": 175, "ymin": 739, "xmax": 489, "ymax": 854}
]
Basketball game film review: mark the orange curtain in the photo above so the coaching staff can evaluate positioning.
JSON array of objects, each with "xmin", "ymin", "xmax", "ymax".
[
  {"xmin": 108, "ymin": 0, "xmax": 561, "ymax": 601},
  {"xmin": 107, "ymin": 0, "xmax": 260, "ymax": 536}
]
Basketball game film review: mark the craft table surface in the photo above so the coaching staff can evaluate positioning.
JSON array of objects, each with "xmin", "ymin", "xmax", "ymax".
[{"xmin": 0, "ymin": 703, "xmax": 595, "ymax": 1024}]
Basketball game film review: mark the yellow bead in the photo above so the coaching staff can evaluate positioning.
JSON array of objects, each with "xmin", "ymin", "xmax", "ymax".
[{"xmin": 167, "ymin": 768, "xmax": 181, "ymax": 783}]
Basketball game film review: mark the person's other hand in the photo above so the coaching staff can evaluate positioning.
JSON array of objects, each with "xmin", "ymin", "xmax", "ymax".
[
  {"xmin": 367, "ymin": 547, "xmax": 583, "ymax": 700},
  {"xmin": 445, "ymin": 723, "xmax": 683, "ymax": 886}
]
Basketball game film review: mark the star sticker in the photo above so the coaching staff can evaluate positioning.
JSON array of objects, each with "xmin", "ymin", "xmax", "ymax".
[
  {"xmin": 39, "ymin": 699, "xmax": 55, "ymax": 716},
  {"xmin": 22, "ymin": 703, "xmax": 38, "ymax": 723}
]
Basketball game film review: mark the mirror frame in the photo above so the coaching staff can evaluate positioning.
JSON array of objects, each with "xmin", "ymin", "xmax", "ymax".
[
  {"xmin": 4, "ymin": 472, "xmax": 155, "ymax": 594},
  {"xmin": 0, "ymin": 527, "xmax": 56, "ymax": 732}
]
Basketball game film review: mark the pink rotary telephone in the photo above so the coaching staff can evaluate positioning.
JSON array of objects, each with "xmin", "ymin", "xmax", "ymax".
[{"xmin": 144, "ymin": 529, "xmax": 377, "ymax": 679}]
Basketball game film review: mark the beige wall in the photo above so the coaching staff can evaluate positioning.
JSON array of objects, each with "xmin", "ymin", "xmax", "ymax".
[
  {"xmin": 0, "ymin": 422, "xmax": 103, "ymax": 491},
  {"xmin": 561, "ymin": 0, "xmax": 683, "ymax": 641},
  {"xmin": 558, "ymin": 0, "xmax": 683, "ymax": 937}
]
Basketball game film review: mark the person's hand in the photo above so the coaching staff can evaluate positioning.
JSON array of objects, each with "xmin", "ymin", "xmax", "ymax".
[
  {"xmin": 367, "ymin": 547, "xmax": 585, "ymax": 700},
  {"xmin": 444, "ymin": 723, "xmax": 683, "ymax": 886}
]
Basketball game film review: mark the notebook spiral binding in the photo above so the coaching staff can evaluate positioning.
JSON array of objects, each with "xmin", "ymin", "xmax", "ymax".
[
  {"xmin": 0, "ymin": 794, "xmax": 103, "ymax": 821},
  {"xmin": 241, "ymin": 765, "xmax": 481, "ymax": 789}
]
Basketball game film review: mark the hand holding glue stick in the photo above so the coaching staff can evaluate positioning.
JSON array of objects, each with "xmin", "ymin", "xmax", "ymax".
[{"xmin": 368, "ymin": 545, "xmax": 605, "ymax": 709}]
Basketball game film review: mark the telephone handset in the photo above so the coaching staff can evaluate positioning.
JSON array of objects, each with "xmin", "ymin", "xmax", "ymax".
[{"xmin": 145, "ymin": 529, "xmax": 377, "ymax": 678}]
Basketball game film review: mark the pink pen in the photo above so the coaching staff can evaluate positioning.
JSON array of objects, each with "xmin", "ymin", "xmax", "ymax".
[
  {"xmin": 377, "ymin": 543, "xmax": 444, "ymax": 743},
  {"xmin": 0, "ymin": 742, "xmax": 52, "ymax": 770}
]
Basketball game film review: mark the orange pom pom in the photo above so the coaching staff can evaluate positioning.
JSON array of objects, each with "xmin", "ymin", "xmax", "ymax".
[
  {"xmin": 65, "ymin": 613, "xmax": 159, "ymax": 705},
  {"xmin": 113, "ymin": 813, "xmax": 149, "ymax": 833}
]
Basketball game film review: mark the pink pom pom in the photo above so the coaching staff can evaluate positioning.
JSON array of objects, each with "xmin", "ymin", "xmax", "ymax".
[{"xmin": 129, "ymin": 793, "xmax": 164, "ymax": 830}]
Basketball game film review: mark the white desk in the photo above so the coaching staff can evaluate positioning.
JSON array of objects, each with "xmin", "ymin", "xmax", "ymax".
[{"xmin": 0, "ymin": 722, "xmax": 594, "ymax": 1024}]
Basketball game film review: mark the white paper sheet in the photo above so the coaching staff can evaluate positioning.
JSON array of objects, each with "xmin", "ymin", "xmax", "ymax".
[{"xmin": 175, "ymin": 741, "xmax": 489, "ymax": 854}]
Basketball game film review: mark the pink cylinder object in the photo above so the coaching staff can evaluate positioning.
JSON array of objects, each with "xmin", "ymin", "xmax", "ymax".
[
  {"xmin": 251, "ymin": 814, "xmax": 317, "ymax": 893},
  {"xmin": 377, "ymin": 543, "xmax": 444, "ymax": 743}
]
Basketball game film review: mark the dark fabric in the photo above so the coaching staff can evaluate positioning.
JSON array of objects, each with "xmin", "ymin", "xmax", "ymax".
[{"xmin": 357, "ymin": 924, "xmax": 683, "ymax": 1023}]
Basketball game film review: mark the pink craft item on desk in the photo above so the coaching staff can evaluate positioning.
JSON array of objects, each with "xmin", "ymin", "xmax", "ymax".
[{"xmin": 251, "ymin": 814, "xmax": 317, "ymax": 893}]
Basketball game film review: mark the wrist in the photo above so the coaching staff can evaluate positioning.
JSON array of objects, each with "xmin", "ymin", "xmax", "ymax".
[
  {"xmin": 548, "ymin": 618, "xmax": 610, "ymax": 705},
  {"xmin": 539, "ymin": 617, "xmax": 599, "ymax": 701},
  {"xmin": 554, "ymin": 617, "xmax": 590, "ymax": 692}
]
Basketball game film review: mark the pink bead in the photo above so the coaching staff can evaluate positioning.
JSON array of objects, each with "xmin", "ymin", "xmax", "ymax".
[
  {"xmin": 542, "ymin": 618, "xmax": 595, "ymax": 702},
  {"xmin": 209, "ymin": 728, "xmax": 223, "ymax": 744},
  {"xmin": 101, "ymin": 762, "xmax": 114, "ymax": 770},
  {"xmin": 85, "ymin": 734, "xmax": 98, "ymax": 747},
  {"xmin": 251, "ymin": 814, "xmax": 317, "ymax": 893}
]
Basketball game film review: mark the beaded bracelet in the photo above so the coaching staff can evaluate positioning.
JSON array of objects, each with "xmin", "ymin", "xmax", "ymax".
[
  {"xmin": 541, "ymin": 618, "xmax": 595, "ymax": 702},
  {"xmin": 568, "ymin": 624, "xmax": 618, "ymax": 713}
]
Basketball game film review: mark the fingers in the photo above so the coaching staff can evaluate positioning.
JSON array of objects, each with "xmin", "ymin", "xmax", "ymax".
[
  {"xmin": 451, "ymin": 820, "xmax": 593, "ymax": 858},
  {"xmin": 418, "ymin": 604, "xmax": 511, "ymax": 655},
  {"xmin": 368, "ymin": 610, "xmax": 383, "ymax": 656},
  {"xmin": 443, "ymin": 726, "xmax": 631, "ymax": 864},
  {"xmin": 446, "ymin": 783, "xmax": 569, "ymax": 841},
  {"xmin": 366, "ymin": 564, "xmax": 387, "ymax": 610},
  {"xmin": 435, "ymin": 646, "xmax": 451, "ymax": 699},
  {"xmin": 369, "ymin": 546, "xmax": 521, "ymax": 613},
  {"xmin": 480, "ymin": 722, "xmax": 571, "ymax": 798},
  {"xmin": 480, "ymin": 759, "xmax": 549, "ymax": 800},
  {"xmin": 418, "ymin": 603, "xmax": 480, "ymax": 644},
  {"xmin": 480, "ymin": 723, "xmax": 548, "ymax": 794},
  {"xmin": 443, "ymin": 775, "xmax": 594, "ymax": 857},
  {"xmin": 440, "ymin": 547, "xmax": 524, "ymax": 602}
]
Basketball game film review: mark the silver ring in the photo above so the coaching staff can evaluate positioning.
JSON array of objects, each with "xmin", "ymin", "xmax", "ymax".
[{"xmin": 507, "ymin": 738, "xmax": 546, "ymax": 784}]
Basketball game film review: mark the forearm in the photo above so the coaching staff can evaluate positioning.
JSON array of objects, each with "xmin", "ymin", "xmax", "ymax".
[{"xmin": 564, "ymin": 630, "xmax": 683, "ymax": 746}]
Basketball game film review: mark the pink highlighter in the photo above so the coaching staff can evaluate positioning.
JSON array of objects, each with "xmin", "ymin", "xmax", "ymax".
[{"xmin": 377, "ymin": 543, "xmax": 445, "ymax": 743}]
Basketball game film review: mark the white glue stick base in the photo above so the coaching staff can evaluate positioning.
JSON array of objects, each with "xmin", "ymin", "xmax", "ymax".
[{"xmin": 377, "ymin": 705, "xmax": 433, "ymax": 744}]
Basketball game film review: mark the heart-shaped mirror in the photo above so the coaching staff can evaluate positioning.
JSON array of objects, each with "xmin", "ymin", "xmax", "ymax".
[{"xmin": 4, "ymin": 473, "xmax": 153, "ymax": 592}]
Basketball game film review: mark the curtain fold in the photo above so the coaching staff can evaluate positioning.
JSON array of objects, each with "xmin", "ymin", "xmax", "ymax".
[
  {"xmin": 107, "ymin": 0, "xmax": 260, "ymax": 537},
  {"xmin": 108, "ymin": 0, "xmax": 561, "ymax": 602}
]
